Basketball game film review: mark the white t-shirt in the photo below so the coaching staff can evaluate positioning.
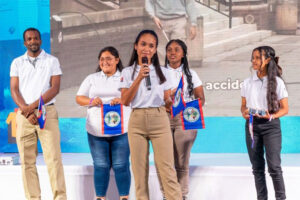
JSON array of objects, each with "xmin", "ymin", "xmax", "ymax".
[
  {"xmin": 77, "ymin": 71, "xmax": 131, "ymax": 137},
  {"xmin": 119, "ymin": 64, "xmax": 172, "ymax": 108},
  {"xmin": 241, "ymin": 72, "xmax": 288, "ymax": 110},
  {"xmin": 167, "ymin": 64, "xmax": 202, "ymax": 102},
  {"xmin": 10, "ymin": 50, "xmax": 62, "ymax": 105}
]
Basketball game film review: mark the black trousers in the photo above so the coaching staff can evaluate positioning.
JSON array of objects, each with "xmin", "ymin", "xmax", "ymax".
[{"xmin": 246, "ymin": 118, "xmax": 286, "ymax": 200}]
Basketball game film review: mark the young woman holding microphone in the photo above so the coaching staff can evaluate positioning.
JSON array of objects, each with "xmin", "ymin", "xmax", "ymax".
[{"xmin": 119, "ymin": 30, "xmax": 182, "ymax": 200}]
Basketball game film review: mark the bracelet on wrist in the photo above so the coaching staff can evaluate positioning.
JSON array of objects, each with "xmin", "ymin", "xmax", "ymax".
[{"xmin": 89, "ymin": 98, "xmax": 94, "ymax": 106}]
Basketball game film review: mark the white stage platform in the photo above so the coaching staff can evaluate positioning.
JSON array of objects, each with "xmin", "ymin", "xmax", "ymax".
[{"xmin": 1, "ymin": 153, "xmax": 300, "ymax": 200}]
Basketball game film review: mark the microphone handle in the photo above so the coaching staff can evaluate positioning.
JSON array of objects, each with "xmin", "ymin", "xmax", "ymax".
[{"xmin": 145, "ymin": 75, "xmax": 151, "ymax": 90}]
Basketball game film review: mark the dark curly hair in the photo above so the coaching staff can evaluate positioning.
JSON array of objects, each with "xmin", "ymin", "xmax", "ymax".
[{"xmin": 165, "ymin": 39, "xmax": 194, "ymax": 97}]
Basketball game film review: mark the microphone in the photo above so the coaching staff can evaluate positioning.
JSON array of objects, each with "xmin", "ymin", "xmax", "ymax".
[{"xmin": 142, "ymin": 57, "xmax": 151, "ymax": 90}]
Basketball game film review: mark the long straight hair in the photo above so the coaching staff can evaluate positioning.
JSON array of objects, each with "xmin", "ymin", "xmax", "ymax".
[
  {"xmin": 251, "ymin": 46, "xmax": 283, "ymax": 114},
  {"xmin": 165, "ymin": 39, "xmax": 194, "ymax": 97},
  {"xmin": 128, "ymin": 29, "xmax": 166, "ymax": 84},
  {"xmin": 96, "ymin": 46, "xmax": 123, "ymax": 72}
]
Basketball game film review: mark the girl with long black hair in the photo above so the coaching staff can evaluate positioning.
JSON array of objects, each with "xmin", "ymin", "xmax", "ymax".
[
  {"xmin": 161, "ymin": 39, "xmax": 205, "ymax": 200},
  {"xmin": 119, "ymin": 30, "xmax": 182, "ymax": 200},
  {"xmin": 241, "ymin": 46, "xmax": 288, "ymax": 200}
]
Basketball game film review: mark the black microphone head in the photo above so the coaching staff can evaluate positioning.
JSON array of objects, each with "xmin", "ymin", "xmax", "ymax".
[{"xmin": 142, "ymin": 57, "xmax": 148, "ymax": 64}]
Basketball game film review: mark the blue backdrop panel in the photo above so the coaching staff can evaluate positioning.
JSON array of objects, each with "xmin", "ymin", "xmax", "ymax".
[
  {"xmin": 3, "ymin": 117, "xmax": 299, "ymax": 153},
  {"xmin": 0, "ymin": 0, "xmax": 50, "ymax": 152}
]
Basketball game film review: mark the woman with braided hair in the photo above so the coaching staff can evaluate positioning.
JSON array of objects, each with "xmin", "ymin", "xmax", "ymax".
[{"xmin": 241, "ymin": 46, "xmax": 288, "ymax": 200}]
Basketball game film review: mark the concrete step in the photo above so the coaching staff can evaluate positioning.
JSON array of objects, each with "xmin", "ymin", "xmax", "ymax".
[
  {"xmin": 204, "ymin": 17, "xmax": 244, "ymax": 33},
  {"xmin": 200, "ymin": 12, "xmax": 227, "ymax": 23},
  {"xmin": 204, "ymin": 23, "xmax": 257, "ymax": 45},
  {"xmin": 203, "ymin": 30, "xmax": 272, "ymax": 58}
]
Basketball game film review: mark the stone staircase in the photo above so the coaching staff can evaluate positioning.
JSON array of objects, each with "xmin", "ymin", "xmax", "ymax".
[{"xmin": 195, "ymin": 3, "xmax": 272, "ymax": 58}]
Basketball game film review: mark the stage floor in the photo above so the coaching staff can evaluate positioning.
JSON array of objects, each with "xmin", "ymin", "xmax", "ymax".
[{"xmin": 1, "ymin": 153, "xmax": 300, "ymax": 200}]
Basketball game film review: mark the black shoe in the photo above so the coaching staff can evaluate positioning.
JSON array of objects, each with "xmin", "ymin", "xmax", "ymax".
[{"xmin": 121, "ymin": 198, "xmax": 128, "ymax": 200}]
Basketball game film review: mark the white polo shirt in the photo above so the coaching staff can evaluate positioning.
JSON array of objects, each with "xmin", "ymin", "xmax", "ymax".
[
  {"xmin": 241, "ymin": 72, "xmax": 288, "ymax": 110},
  {"xmin": 77, "ymin": 71, "xmax": 131, "ymax": 137},
  {"xmin": 10, "ymin": 50, "xmax": 62, "ymax": 105},
  {"xmin": 167, "ymin": 64, "xmax": 202, "ymax": 102},
  {"xmin": 119, "ymin": 64, "xmax": 172, "ymax": 108}
]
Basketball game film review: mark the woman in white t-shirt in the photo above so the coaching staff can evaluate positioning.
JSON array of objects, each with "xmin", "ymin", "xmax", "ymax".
[
  {"xmin": 119, "ymin": 30, "xmax": 182, "ymax": 200},
  {"xmin": 241, "ymin": 46, "xmax": 288, "ymax": 200},
  {"xmin": 76, "ymin": 46, "xmax": 131, "ymax": 200},
  {"xmin": 162, "ymin": 39, "xmax": 205, "ymax": 200}
]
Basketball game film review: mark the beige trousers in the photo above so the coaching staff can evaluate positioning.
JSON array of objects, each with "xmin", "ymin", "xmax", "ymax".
[
  {"xmin": 157, "ymin": 113, "xmax": 197, "ymax": 199},
  {"xmin": 128, "ymin": 107, "xmax": 182, "ymax": 200},
  {"xmin": 16, "ymin": 105, "xmax": 67, "ymax": 200}
]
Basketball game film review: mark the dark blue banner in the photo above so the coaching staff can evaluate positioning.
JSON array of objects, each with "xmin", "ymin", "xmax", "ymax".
[
  {"xmin": 101, "ymin": 104, "xmax": 124, "ymax": 135},
  {"xmin": 181, "ymin": 99, "xmax": 205, "ymax": 130},
  {"xmin": 171, "ymin": 75, "xmax": 186, "ymax": 117}
]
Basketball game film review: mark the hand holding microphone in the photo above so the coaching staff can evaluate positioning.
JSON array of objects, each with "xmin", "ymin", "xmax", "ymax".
[{"xmin": 141, "ymin": 57, "xmax": 151, "ymax": 90}]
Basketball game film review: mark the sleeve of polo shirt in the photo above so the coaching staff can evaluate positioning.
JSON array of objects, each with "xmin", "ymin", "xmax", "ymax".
[
  {"xmin": 276, "ymin": 78, "xmax": 288, "ymax": 100},
  {"xmin": 10, "ymin": 59, "xmax": 19, "ymax": 77},
  {"xmin": 119, "ymin": 68, "xmax": 131, "ymax": 89},
  {"xmin": 190, "ymin": 69, "xmax": 202, "ymax": 88},
  {"xmin": 51, "ymin": 58, "xmax": 63, "ymax": 76},
  {"xmin": 77, "ymin": 75, "xmax": 92, "ymax": 97},
  {"xmin": 163, "ymin": 68, "xmax": 172, "ymax": 91}
]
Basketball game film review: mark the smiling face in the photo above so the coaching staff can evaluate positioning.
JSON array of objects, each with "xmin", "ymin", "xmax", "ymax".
[
  {"xmin": 24, "ymin": 30, "xmax": 42, "ymax": 56},
  {"xmin": 99, "ymin": 51, "xmax": 119, "ymax": 76},
  {"xmin": 251, "ymin": 50, "xmax": 262, "ymax": 71},
  {"xmin": 166, "ymin": 41, "xmax": 184, "ymax": 69},
  {"xmin": 134, "ymin": 33, "xmax": 157, "ymax": 65}
]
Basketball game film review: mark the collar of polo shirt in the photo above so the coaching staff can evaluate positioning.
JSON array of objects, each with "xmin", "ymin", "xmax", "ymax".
[
  {"xmin": 99, "ymin": 70, "xmax": 120, "ymax": 77},
  {"xmin": 252, "ymin": 71, "xmax": 267, "ymax": 81},
  {"xmin": 167, "ymin": 64, "xmax": 183, "ymax": 73},
  {"xmin": 23, "ymin": 49, "xmax": 46, "ymax": 61},
  {"xmin": 135, "ymin": 64, "xmax": 155, "ymax": 72}
]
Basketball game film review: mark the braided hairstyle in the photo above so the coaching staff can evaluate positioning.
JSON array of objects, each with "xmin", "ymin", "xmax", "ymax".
[
  {"xmin": 260, "ymin": 46, "xmax": 283, "ymax": 114},
  {"xmin": 165, "ymin": 39, "xmax": 194, "ymax": 97}
]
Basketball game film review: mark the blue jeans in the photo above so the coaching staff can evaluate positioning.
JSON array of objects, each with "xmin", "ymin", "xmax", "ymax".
[{"xmin": 88, "ymin": 133, "xmax": 131, "ymax": 197}]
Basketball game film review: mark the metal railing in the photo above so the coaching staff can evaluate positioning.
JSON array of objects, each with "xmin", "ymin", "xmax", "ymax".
[{"xmin": 195, "ymin": 0, "xmax": 233, "ymax": 28}]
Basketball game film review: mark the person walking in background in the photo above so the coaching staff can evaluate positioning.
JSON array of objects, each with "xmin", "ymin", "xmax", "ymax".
[
  {"xmin": 161, "ymin": 39, "xmax": 205, "ymax": 200},
  {"xmin": 76, "ymin": 46, "xmax": 131, "ymax": 200},
  {"xmin": 145, "ymin": 0, "xmax": 198, "ymax": 42},
  {"xmin": 10, "ymin": 27, "xmax": 67, "ymax": 200},
  {"xmin": 119, "ymin": 29, "xmax": 182, "ymax": 200},
  {"xmin": 241, "ymin": 46, "xmax": 288, "ymax": 200}
]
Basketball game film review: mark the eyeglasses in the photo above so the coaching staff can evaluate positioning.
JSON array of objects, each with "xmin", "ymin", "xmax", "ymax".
[{"xmin": 100, "ymin": 57, "xmax": 115, "ymax": 62}]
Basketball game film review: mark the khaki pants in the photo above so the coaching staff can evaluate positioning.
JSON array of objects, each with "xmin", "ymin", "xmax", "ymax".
[
  {"xmin": 16, "ymin": 105, "xmax": 67, "ymax": 200},
  {"xmin": 128, "ymin": 107, "xmax": 182, "ymax": 200},
  {"xmin": 169, "ymin": 113, "xmax": 197, "ymax": 198},
  {"xmin": 157, "ymin": 114, "xmax": 197, "ymax": 199}
]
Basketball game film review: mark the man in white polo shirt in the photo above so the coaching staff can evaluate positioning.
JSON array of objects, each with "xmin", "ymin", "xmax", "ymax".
[{"xmin": 10, "ymin": 27, "xmax": 67, "ymax": 200}]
